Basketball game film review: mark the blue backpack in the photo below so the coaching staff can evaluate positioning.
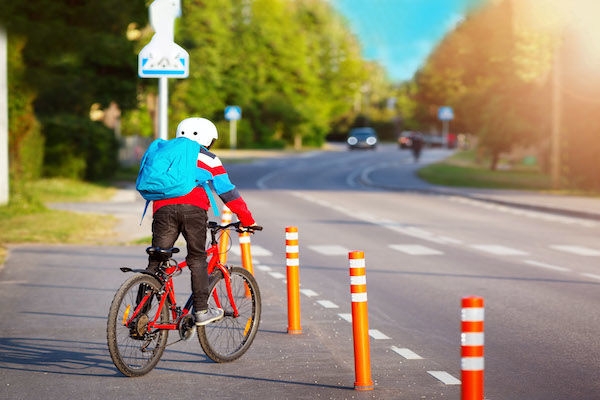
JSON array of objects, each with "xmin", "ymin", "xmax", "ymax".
[{"xmin": 136, "ymin": 137, "xmax": 219, "ymax": 222}]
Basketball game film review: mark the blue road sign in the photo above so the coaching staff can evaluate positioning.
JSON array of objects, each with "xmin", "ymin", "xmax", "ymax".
[
  {"xmin": 438, "ymin": 106, "xmax": 454, "ymax": 121},
  {"xmin": 225, "ymin": 106, "xmax": 242, "ymax": 121}
]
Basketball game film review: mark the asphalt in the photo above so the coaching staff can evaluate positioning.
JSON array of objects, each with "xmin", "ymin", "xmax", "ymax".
[
  {"xmin": 48, "ymin": 148, "xmax": 600, "ymax": 244},
  {"xmin": 32, "ymin": 150, "xmax": 600, "ymax": 398}
]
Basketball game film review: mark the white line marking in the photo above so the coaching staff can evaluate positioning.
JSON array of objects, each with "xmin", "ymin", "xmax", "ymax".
[
  {"xmin": 391, "ymin": 346, "xmax": 423, "ymax": 360},
  {"xmin": 229, "ymin": 245, "xmax": 272, "ymax": 257},
  {"xmin": 471, "ymin": 244, "xmax": 528, "ymax": 256},
  {"xmin": 256, "ymin": 265, "xmax": 272, "ymax": 272},
  {"xmin": 389, "ymin": 244, "xmax": 443, "ymax": 255},
  {"xmin": 551, "ymin": 245, "xmax": 600, "ymax": 256},
  {"xmin": 308, "ymin": 245, "xmax": 350, "ymax": 256},
  {"xmin": 427, "ymin": 371, "xmax": 461, "ymax": 385},
  {"xmin": 523, "ymin": 259, "xmax": 570, "ymax": 272},
  {"xmin": 316, "ymin": 300, "xmax": 339, "ymax": 309},
  {"xmin": 369, "ymin": 329, "xmax": 390, "ymax": 340},
  {"xmin": 448, "ymin": 196, "xmax": 596, "ymax": 228},
  {"xmin": 290, "ymin": 192, "xmax": 460, "ymax": 245},
  {"xmin": 300, "ymin": 289, "xmax": 318, "ymax": 297},
  {"xmin": 338, "ymin": 313, "xmax": 352, "ymax": 322},
  {"xmin": 268, "ymin": 272, "xmax": 285, "ymax": 279},
  {"xmin": 581, "ymin": 273, "xmax": 600, "ymax": 280}
]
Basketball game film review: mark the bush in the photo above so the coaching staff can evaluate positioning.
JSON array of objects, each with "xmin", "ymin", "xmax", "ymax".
[{"xmin": 42, "ymin": 114, "xmax": 119, "ymax": 181}]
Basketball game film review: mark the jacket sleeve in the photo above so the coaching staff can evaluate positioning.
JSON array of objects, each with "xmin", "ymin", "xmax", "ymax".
[{"xmin": 198, "ymin": 149, "xmax": 255, "ymax": 226}]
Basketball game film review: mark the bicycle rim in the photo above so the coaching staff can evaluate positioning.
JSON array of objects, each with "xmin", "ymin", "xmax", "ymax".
[
  {"xmin": 198, "ymin": 266, "xmax": 261, "ymax": 362},
  {"xmin": 107, "ymin": 274, "xmax": 169, "ymax": 377}
]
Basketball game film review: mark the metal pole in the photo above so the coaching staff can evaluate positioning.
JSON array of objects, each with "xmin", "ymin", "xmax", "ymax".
[
  {"xmin": 158, "ymin": 77, "xmax": 168, "ymax": 140},
  {"xmin": 442, "ymin": 120, "xmax": 449, "ymax": 148},
  {"xmin": 0, "ymin": 26, "xmax": 9, "ymax": 205},
  {"xmin": 551, "ymin": 46, "xmax": 561, "ymax": 190},
  {"xmin": 229, "ymin": 119, "xmax": 237, "ymax": 150}
]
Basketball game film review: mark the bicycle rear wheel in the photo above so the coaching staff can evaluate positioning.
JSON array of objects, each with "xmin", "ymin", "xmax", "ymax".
[
  {"xmin": 198, "ymin": 266, "xmax": 261, "ymax": 362},
  {"xmin": 107, "ymin": 274, "xmax": 169, "ymax": 377}
]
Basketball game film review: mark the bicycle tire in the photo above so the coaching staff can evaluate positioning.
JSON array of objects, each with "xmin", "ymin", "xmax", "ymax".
[
  {"xmin": 107, "ymin": 273, "xmax": 169, "ymax": 377},
  {"xmin": 198, "ymin": 266, "xmax": 261, "ymax": 362}
]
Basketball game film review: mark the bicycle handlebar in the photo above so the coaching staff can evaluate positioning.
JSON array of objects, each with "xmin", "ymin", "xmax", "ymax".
[{"xmin": 208, "ymin": 221, "xmax": 263, "ymax": 234}]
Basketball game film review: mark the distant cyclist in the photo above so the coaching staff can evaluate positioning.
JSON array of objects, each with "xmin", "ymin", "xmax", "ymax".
[{"xmin": 411, "ymin": 132, "xmax": 424, "ymax": 162}]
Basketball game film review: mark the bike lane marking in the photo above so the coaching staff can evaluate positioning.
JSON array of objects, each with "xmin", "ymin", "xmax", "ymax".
[
  {"xmin": 391, "ymin": 346, "xmax": 423, "ymax": 360},
  {"xmin": 255, "ymin": 239, "xmax": 462, "ymax": 387},
  {"xmin": 427, "ymin": 371, "xmax": 461, "ymax": 385},
  {"xmin": 389, "ymin": 244, "xmax": 444, "ymax": 255},
  {"xmin": 550, "ymin": 245, "xmax": 600, "ymax": 256}
]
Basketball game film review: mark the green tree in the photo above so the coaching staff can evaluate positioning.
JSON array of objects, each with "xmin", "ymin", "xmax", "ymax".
[
  {"xmin": 6, "ymin": 35, "xmax": 44, "ymax": 187},
  {"xmin": 415, "ymin": 0, "xmax": 547, "ymax": 170},
  {"xmin": 1, "ymin": 0, "xmax": 146, "ymax": 180}
]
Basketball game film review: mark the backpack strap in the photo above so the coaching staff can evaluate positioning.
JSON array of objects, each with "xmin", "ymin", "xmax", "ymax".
[
  {"xmin": 201, "ymin": 182, "xmax": 220, "ymax": 217},
  {"xmin": 139, "ymin": 199, "xmax": 151, "ymax": 226}
]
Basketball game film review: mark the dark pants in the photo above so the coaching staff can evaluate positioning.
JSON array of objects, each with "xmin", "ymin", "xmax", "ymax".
[{"xmin": 147, "ymin": 204, "xmax": 208, "ymax": 311}]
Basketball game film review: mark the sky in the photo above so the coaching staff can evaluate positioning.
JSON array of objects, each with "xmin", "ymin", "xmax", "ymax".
[{"xmin": 331, "ymin": 0, "xmax": 485, "ymax": 82}]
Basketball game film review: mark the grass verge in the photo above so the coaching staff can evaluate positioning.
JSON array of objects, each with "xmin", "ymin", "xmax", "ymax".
[
  {"xmin": 0, "ymin": 178, "xmax": 118, "ymax": 266},
  {"xmin": 417, "ymin": 150, "xmax": 553, "ymax": 190}
]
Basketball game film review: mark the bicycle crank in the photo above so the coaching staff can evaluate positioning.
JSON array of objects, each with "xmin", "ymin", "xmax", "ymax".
[{"xmin": 178, "ymin": 314, "xmax": 196, "ymax": 341}]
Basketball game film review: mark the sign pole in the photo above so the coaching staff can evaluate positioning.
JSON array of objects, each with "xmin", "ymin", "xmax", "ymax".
[
  {"xmin": 442, "ymin": 120, "xmax": 449, "ymax": 149},
  {"xmin": 438, "ymin": 106, "xmax": 454, "ymax": 149},
  {"xmin": 158, "ymin": 77, "xmax": 168, "ymax": 140},
  {"xmin": 224, "ymin": 105, "xmax": 241, "ymax": 150},
  {"xmin": 230, "ymin": 119, "xmax": 237, "ymax": 150},
  {"xmin": 0, "ymin": 26, "xmax": 8, "ymax": 205}
]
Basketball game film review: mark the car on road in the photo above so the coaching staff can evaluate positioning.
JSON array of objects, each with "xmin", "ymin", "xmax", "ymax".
[{"xmin": 347, "ymin": 127, "xmax": 378, "ymax": 150}]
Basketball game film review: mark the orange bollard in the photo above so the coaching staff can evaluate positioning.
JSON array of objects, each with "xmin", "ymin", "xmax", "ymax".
[
  {"xmin": 461, "ymin": 296, "xmax": 484, "ymax": 400},
  {"xmin": 239, "ymin": 231, "xmax": 254, "ymax": 275},
  {"xmin": 218, "ymin": 206, "xmax": 233, "ymax": 265},
  {"xmin": 286, "ymin": 226, "xmax": 302, "ymax": 334},
  {"xmin": 349, "ymin": 251, "xmax": 373, "ymax": 391}
]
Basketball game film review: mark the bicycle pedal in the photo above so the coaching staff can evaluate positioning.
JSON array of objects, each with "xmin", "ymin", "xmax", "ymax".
[{"xmin": 178, "ymin": 314, "xmax": 197, "ymax": 341}]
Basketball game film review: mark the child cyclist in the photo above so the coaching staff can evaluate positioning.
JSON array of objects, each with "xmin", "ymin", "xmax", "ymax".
[{"xmin": 146, "ymin": 117, "xmax": 258, "ymax": 326}]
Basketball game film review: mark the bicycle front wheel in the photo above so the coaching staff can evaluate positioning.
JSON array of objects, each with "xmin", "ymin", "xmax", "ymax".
[
  {"xmin": 198, "ymin": 266, "xmax": 261, "ymax": 362},
  {"xmin": 107, "ymin": 273, "xmax": 169, "ymax": 377}
]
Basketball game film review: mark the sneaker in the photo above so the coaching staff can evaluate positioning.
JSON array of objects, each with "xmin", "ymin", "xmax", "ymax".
[{"xmin": 194, "ymin": 307, "xmax": 224, "ymax": 326}]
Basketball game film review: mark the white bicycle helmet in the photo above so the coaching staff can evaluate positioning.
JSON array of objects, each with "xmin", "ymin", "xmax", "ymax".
[{"xmin": 175, "ymin": 117, "xmax": 218, "ymax": 148}]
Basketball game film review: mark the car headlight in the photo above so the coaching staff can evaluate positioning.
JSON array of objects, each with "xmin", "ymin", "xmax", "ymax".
[
  {"xmin": 366, "ymin": 137, "xmax": 377, "ymax": 145},
  {"xmin": 347, "ymin": 137, "xmax": 358, "ymax": 145}
]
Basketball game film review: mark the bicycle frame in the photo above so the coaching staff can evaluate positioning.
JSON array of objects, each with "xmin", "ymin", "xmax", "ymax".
[{"xmin": 123, "ymin": 235, "xmax": 237, "ymax": 334}]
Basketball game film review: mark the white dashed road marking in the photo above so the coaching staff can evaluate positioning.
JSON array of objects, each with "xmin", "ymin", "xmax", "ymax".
[
  {"xmin": 389, "ymin": 244, "xmax": 443, "ymax": 255},
  {"xmin": 338, "ymin": 313, "xmax": 352, "ymax": 322},
  {"xmin": 391, "ymin": 346, "xmax": 423, "ymax": 360},
  {"xmin": 229, "ymin": 245, "xmax": 273, "ymax": 257},
  {"xmin": 471, "ymin": 244, "xmax": 528, "ymax": 256},
  {"xmin": 550, "ymin": 245, "xmax": 600, "ymax": 256},
  {"xmin": 369, "ymin": 329, "xmax": 390, "ymax": 340},
  {"xmin": 427, "ymin": 371, "xmax": 461, "ymax": 385},
  {"xmin": 523, "ymin": 259, "xmax": 571, "ymax": 272},
  {"xmin": 580, "ymin": 273, "xmax": 600, "ymax": 281},
  {"xmin": 268, "ymin": 272, "xmax": 285, "ymax": 279},
  {"xmin": 300, "ymin": 289, "xmax": 318, "ymax": 297},
  {"xmin": 316, "ymin": 300, "xmax": 339, "ymax": 309},
  {"xmin": 308, "ymin": 245, "xmax": 350, "ymax": 256}
]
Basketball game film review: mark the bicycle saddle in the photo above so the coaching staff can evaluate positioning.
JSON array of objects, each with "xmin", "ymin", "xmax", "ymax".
[{"xmin": 146, "ymin": 246, "xmax": 180, "ymax": 261}]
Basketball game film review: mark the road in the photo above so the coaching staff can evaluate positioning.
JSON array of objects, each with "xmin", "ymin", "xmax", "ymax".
[{"xmin": 1, "ymin": 144, "xmax": 599, "ymax": 399}]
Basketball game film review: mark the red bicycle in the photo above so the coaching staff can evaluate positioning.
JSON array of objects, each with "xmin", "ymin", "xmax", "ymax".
[{"xmin": 107, "ymin": 221, "xmax": 262, "ymax": 377}]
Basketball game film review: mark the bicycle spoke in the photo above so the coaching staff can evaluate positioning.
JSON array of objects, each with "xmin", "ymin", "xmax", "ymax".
[
  {"xmin": 107, "ymin": 274, "xmax": 169, "ymax": 376},
  {"xmin": 198, "ymin": 267, "xmax": 261, "ymax": 362}
]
